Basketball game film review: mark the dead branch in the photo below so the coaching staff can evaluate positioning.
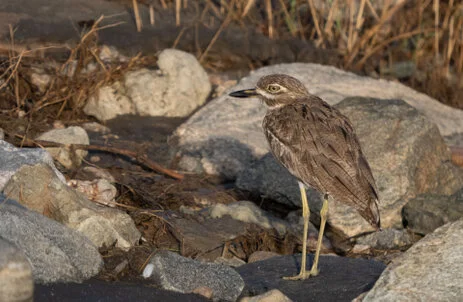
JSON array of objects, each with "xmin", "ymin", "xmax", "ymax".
[{"xmin": 13, "ymin": 135, "xmax": 184, "ymax": 180}]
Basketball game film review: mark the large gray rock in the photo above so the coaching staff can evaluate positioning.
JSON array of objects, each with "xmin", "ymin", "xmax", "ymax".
[
  {"xmin": 0, "ymin": 196, "xmax": 103, "ymax": 284},
  {"xmin": 171, "ymin": 63, "xmax": 463, "ymax": 179},
  {"xmin": 237, "ymin": 99, "xmax": 463, "ymax": 237},
  {"xmin": 403, "ymin": 188, "xmax": 463, "ymax": 235},
  {"xmin": 362, "ymin": 218, "xmax": 463, "ymax": 301},
  {"xmin": 3, "ymin": 163, "xmax": 141, "ymax": 251},
  {"xmin": 0, "ymin": 237, "xmax": 34, "ymax": 302},
  {"xmin": 142, "ymin": 250, "xmax": 244, "ymax": 302},
  {"xmin": 236, "ymin": 254, "xmax": 386, "ymax": 302},
  {"xmin": 35, "ymin": 279, "xmax": 209, "ymax": 302},
  {"xmin": 0, "ymin": 140, "xmax": 65, "ymax": 191},
  {"xmin": 36, "ymin": 126, "xmax": 89, "ymax": 169},
  {"xmin": 355, "ymin": 228, "xmax": 416, "ymax": 250},
  {"xmin": 84, "ymin": 49, "xmax": 211, "ymax": 121}
]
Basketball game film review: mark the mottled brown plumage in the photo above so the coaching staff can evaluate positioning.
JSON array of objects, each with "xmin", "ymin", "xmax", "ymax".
[
  {"xmin": 230, "ymin": 74, "xmax": 381, "ymax": 280},
  {"xmin": 262, "ymin": 93, "xmax": 380, "ymax": 227}
]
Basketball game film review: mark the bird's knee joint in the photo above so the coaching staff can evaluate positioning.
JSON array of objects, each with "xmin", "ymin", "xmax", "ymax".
[{"xmin": 320, "ymin": 209, "xmax": 328, "ymax": 219}]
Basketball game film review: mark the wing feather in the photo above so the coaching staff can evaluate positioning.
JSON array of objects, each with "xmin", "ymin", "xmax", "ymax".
[{"xmin": 262, "ymin": 96, "xmax": 380, "ymax": 227}]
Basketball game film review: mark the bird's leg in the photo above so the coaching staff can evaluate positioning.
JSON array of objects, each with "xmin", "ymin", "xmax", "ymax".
[
  {"xmin": 308, "ymin": 193, "xmax": 329, "ymax": 276},
  {"xmin": 283, "ymin": 182, "xmax": 310, "ymax": 280}
]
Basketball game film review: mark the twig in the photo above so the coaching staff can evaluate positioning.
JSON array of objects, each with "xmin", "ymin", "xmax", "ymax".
[
  {"xmin": 133, "ymin": 0, "xmax": 142, "ymax": 32},
  {"xmin": 149, "ymin": 4, "xmax": 155, "ymax": 26},
  {"xmin": 352, "ymin": 0, "xmax": 367, "ymax": 50},
  {"xmin": 308, "ymin": 0, "xmax": 324, "ymax": 47},
  {"xmin": 0, "ymin": 51, "xmax": 24, "ymax": 91},
  {"xmin": 199, "ymin": 0, "xmax": 235, "ymax": 63},
  {"xmin": 365, "ymin": 0, "xmax": 380, "ymax": 21},
  {"xmin": 433, "ymin": 0, "xmax": 439, "ymax": 60},
  {"xmin": 176, "ymin": 0, "xmax": 181, "ymax": 26},
  {"xmin": 355, "ymin": 28, "xmax": 433, "ymax": 69},
  {"xmin": 324, "ymin": 0, "xmax": 338, "ymax": 39},
  {"xmin": 242, "ymin": 0, "xmax": 256, "ymax": 17},
  {"xmin": 160, "ymin": 0, "xmax": 168, "ymax": 9},
  {"xmin": 265, "ymin": 0, "xmax": 274, "ymax": 39},
  {"xmin": 172, "ymin": 26, "xmax": 190, "ymax": 49},
  {"xmin": 13, "ymin": 135, "xmax": 184, "ymax": 180},
  {"xmin": 278, "ymin": 0, "xmax": 297, "ymax": 37},
  {"xmin": 344, "ymin": 0, "xmax": 407, "ymax": 68},
  {"xmin": 347, "ymin": 0, "xmax": 355, "ymax": 52}
]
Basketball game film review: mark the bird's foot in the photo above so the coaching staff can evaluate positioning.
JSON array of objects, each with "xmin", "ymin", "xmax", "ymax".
[{"xmin": 282, "ymin": 268, "xmax": 319, "ymax": 280}]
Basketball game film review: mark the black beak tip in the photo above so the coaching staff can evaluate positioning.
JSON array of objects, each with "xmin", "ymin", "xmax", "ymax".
[{"xmin": 229, "ymin": 89, "xmax": 258, "ymax": 98}]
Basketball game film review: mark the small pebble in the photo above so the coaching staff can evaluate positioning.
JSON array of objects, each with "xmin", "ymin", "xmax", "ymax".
[
  {"xmin": 248, "ymin": 251, "xmax": 280, "ymax": 263},
  {"xmin": 90, "ymin": 156, "xmax": 101, "ymax": 163},
  {"xmin": 240, "ymin": 289, "xmax": 292, "ymax": 302},
  {"xmin": 192, "ymin": 286, "xmax": 213, "ymax": 300}
]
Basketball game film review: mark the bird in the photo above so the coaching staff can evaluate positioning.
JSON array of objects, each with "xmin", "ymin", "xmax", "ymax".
[{"xmin": 229, "ymin": 74, "xmax": 381, "ymax": 280}]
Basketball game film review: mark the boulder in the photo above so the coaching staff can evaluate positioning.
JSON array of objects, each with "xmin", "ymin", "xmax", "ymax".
[
  {"xmin": 403, "ymin": 188, "xmax": 463, "ymax": 235},
  {"xmin": 355, "ymin": 228, "xmax": 416, "ymax": 250},
  {"xmin": 0, "ymin": 196, "xmax": 103, "ymax": 284},
  {"xmin": 236, "ymin": 254, "xmax": 385, "ymax": 301},
  {"xmin": 3, "ymin": 163, "xmax": 140, "ymax": 251},
  {"xmin": 142, "ymin": 250, "xmax": 244, "ymax": 302},
  {"xmin": 0, "ymin": 140, "xmax": 65, "ymax": 191},
  {"xmin": 35, "ymin": 279, "xmax": 209, "ymax": 301},
  {"xmin": 171, "ymin": 63, "xmax": 463, "ymax": 179},
  {"xmin": 0, "ymin": 237, "xmax": 34, "ymax": 302},
  {"xmin": 84, "ymin": 49, "xmax": 211, "ymax": 121},
  {"xmin": 36, "ymin": 126, "xmax": 89, "ymax": 169},
  {"xmin": 362, "ymin": 219, "xmax": 463, "ymax": 301}
]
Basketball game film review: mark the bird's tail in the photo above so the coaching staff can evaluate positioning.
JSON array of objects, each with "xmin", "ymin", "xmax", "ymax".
[{"xmin": 370, "ymin": 199, "xmax": 381, "ymax": 230}]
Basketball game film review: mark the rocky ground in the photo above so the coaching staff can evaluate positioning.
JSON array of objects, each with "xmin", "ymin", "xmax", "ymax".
[{"xmin": 1, "ymin": 1, "xmax": 463, "ymax": 302}]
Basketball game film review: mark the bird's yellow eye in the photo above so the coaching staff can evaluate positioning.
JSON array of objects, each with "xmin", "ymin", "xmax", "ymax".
[{"xmin": 267, "ymin": 84, "xmax": 281, "ymax": 93}]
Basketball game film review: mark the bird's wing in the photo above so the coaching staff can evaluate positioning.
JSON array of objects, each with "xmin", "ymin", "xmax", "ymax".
[{"xmin": 263, "ymin": 98, "xmax": 380, "ymax": 227}]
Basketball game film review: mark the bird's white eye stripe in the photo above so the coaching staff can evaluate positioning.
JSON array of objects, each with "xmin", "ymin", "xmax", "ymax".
[{"xmin": 258, "ymin": 89, "xmax": 277, "ymax": 99}]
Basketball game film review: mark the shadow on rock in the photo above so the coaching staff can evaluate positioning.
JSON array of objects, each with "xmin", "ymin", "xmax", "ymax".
[
  {"xmin": 236, "ymin": 254, "xmax": 386, "ymax": 302},
  {"xmin": 173, "ymin": 137, "xmax": 261, "ymax": 181}
]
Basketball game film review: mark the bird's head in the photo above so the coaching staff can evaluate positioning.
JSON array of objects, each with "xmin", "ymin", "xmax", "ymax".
[{"xmin": 229, "ymin": 74, "xmax": 309, "ymax": 108}]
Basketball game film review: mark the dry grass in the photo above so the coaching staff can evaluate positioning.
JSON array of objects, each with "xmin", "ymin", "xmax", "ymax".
[
  {"xmin": 0, "ymin": 16, "xmax": 155, "ymax": 125},
  {"xmin": 152, "ymin": 0, "xmax": 463, "ymax": 108},
  {"xmin": 232, "ymin": 0, "xmax": 463, "ymax": 74},
  {"xmin": 1, "ymin": 0, "xmax": 463, "ymax": 112}
]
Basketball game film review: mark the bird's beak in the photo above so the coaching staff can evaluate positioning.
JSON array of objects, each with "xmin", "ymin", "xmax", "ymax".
[{"xmin": 229, "ymin": 88, "xmax": 258, "ymax": 98}]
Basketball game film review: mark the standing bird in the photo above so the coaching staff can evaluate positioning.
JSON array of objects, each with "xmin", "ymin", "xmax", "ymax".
[{"xmin": 229, "ymin": 74, "xmax": 381, "ymax": 280}]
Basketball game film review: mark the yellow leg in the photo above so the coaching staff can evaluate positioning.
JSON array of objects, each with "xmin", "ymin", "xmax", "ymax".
[
  {"xmin": 283, "ymin": 182, "xmax": 310, "ymax": 280},
  {"xmin": 308, "ymin": 194, "xmax": 329, "ymax": 276},
  {"xmin": 283, "ymin": 190, "xmax": 329, "ymax": 280}
]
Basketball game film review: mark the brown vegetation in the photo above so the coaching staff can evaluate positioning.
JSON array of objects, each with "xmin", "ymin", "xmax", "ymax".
[
  {"xmin": 140, "ymin": 0, "xmax": 463, "ymax": 108},
  {"xmin": 1, "ymin": 0, "xmax": 462, "ymax": 124}
]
